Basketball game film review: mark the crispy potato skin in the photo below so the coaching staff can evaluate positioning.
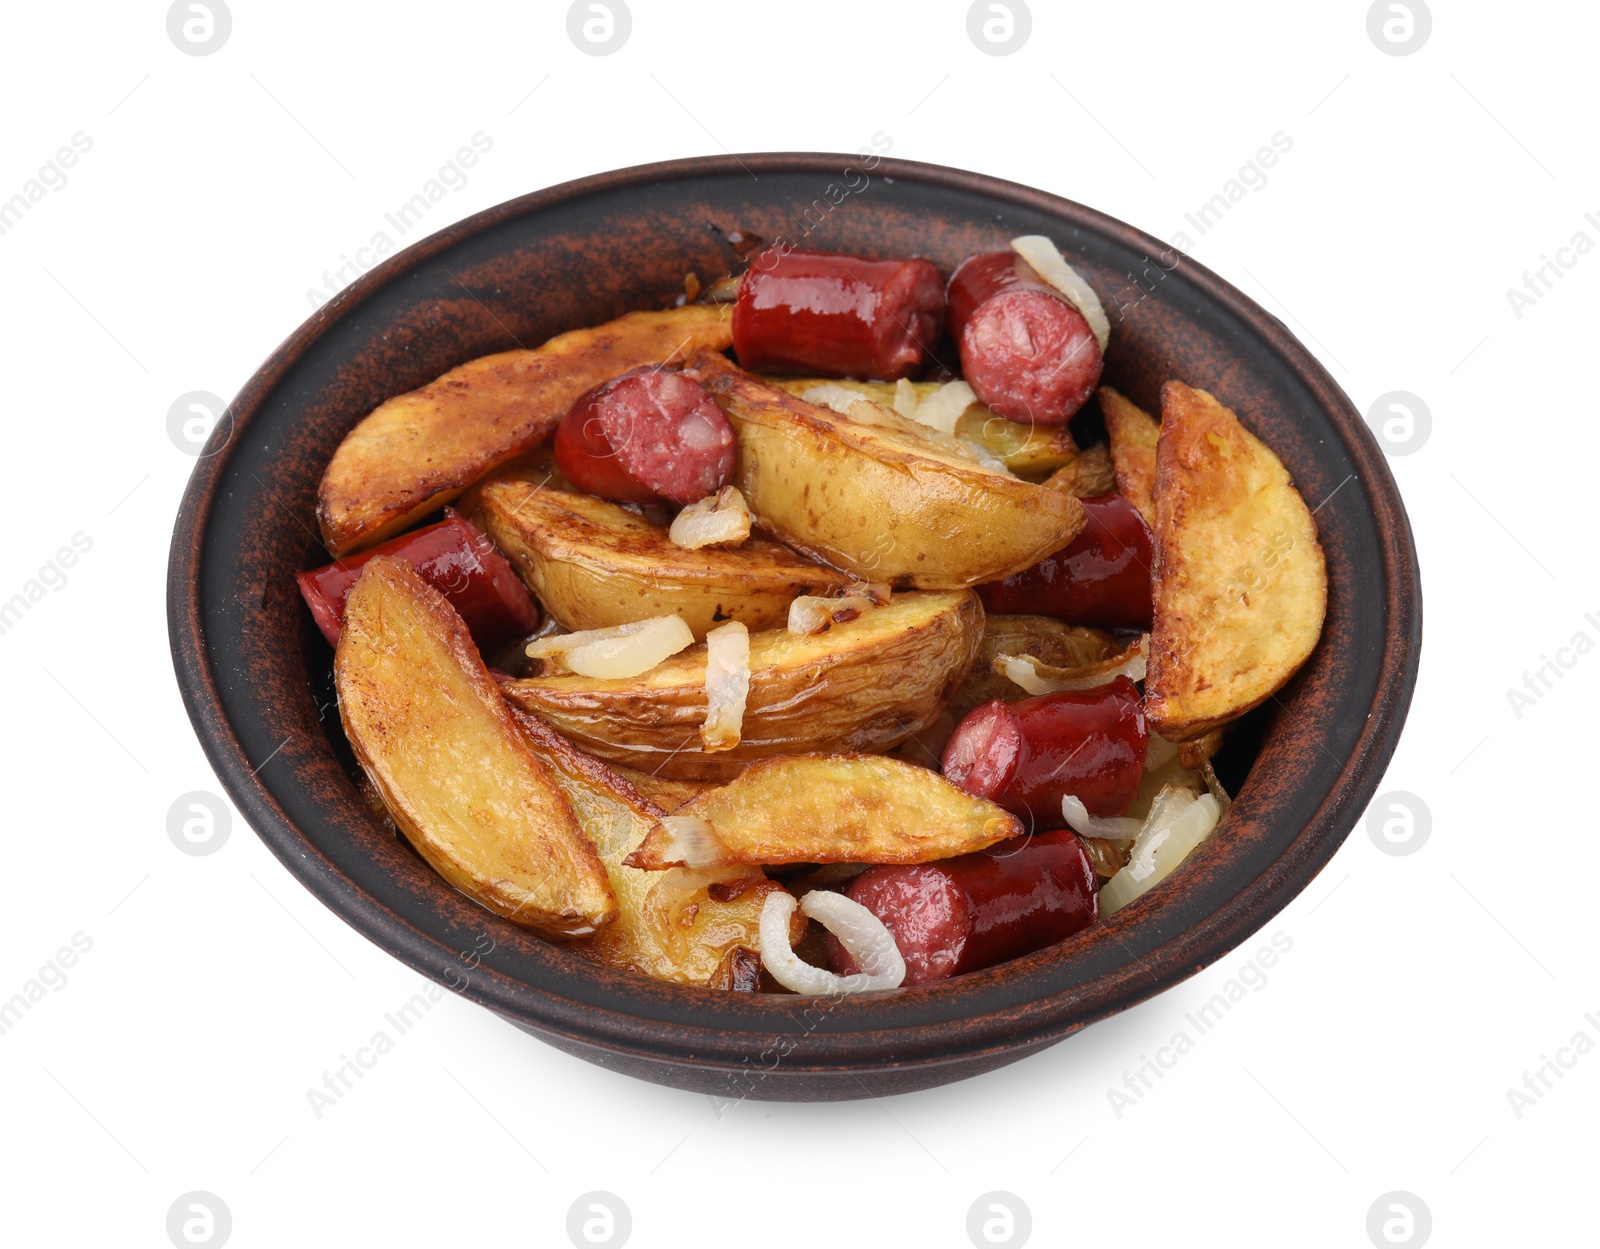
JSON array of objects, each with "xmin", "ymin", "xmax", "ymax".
[
  {"xmin": 503, "ymin": 591, "xmax": 984, "ymax": 780},
  {"xmin": 767, "ymin": 377, "xmax": 1079, "ymax": 478},
  {"xmin": 625, "ymin": 753, "xmax": 1024, "ymax": 869},
  {"xmin": 507, "ymin": 708, "xmax": 795, "ymax": 983},
  {"xmin": 692, "ymin": 355, "xmax": 1085, "ymax": 589},
  {"xmin": 335, "ymin": 557, "xmax": 616, "ymax": 937},
  {"xmin": 317, "ymin": 305, "xmax": 734, "ymax": 557},
  {"xmin": 1100, "ymin": 387, "xmax": 1160, "ymax": 524},
  {"xmin": 950, "ymin": 614, "xmax": 1119, "ymax": 717},
  {"xmin": 470, "ymin": 469, "xmax": 849, "ymax": 639},
  {"xmin": 1145, "ymin": 382, "xmax": 1328, "ymax": 740}
]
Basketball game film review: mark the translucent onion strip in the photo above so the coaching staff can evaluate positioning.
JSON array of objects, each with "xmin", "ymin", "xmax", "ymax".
[
  {"xmin": 647, "ymin": 815, "xmax": 731, "ymax": 870},
  {"xmin": 909, "ymin": 381, "xmax": 976, "ymax": 435},
  {"xmin": 758, "ymin": 890, "xmax": 906, "ymax": 994},
  {"xmin": 1098, "ymin": 789, "xmax": 1223, "ymax": 915},
  {"xmin": 1011, "ymin": 235, "xmax": 1111, "ymax": 353},
  {"xmin": 669, "ymin": 486, "xmax": 752, "ymax": 550},
  {"xmin": 1060, "ymin": 795, "xmax": 1143, "ymax": 841},
  {"xmin": 701, "ymin": 621, "xmax": 750, "ymax": 751},
  {"xmin": 997, "ymin": 635, "xmax": 1148, "ymax": 695},
  {"xmin": 526, "ymin": 615, "xmax": 694, "ymax": 679}
]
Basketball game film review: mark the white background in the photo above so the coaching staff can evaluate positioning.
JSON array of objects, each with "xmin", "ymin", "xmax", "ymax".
[{"xmin": 1, "ymin": 1, "xmax": 1594, "ymax": 1245}]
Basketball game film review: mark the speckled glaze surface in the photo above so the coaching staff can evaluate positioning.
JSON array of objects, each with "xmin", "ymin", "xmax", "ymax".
[{"xmin": 168, "ymin": 154, "xmax": 1421, "ymax": 1100}]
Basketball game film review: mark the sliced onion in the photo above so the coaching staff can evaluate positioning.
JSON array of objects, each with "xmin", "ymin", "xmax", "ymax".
[
  {"xmin": 997, "ymin": 634, "xmax": 1148, "ymax": 695},
  {"xmin": 701, "ymin": 621, "xmax": 750, "ymax": 751},
  {"xmin": 645, "ymin": 815, "xmax": 730, "ymax": 870},
  {"xmin": 786, "ymin": 583, "xmax": 890, "ymax": 636},
  {"xmin": 669, "ymin": 486, "xmax": 751, "ymax": 550},
  {"xmin": 910, "ymin": 380, "xmax": 976, "ymax": 435},
  {"xmin": 526, "ymin": 615, "xmax": 694, "ymax": 679},
  {"xmin": 1011, "ymin": 234, "xmax": 1111, "ymax": 353},
  {"xmin": 892, "ymin": 377, "xmax": 921, "ymax": 418},
  {"xmin": 1145, "ymin": 732, "xmax": 1180, "ymax": 773},
  {"xmin": 1099, "ymin": 789, "xmax": 1222, "ymax": 915},
  {"xmin": 1061, "ymin": 794, "xmax": 1143, "ymax": 841},
  {"xmin": 758, "ymin": 890, "xmax": 905, "ymax": 994},
  {"xmin": 800, "ymin": 383, "xmax": 878, "ymax": 416}
]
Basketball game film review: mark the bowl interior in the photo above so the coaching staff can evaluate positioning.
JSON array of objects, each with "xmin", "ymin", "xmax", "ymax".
[{"xmin": 171, "ymin": 155, "xmax": 1418, "ymax": 1092}]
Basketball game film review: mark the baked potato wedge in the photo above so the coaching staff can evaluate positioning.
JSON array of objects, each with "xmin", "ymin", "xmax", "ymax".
[
  {"xmin": 470, "ymin": 465, "xmax": 850, "ymax": 639},
  {"xmin": 1100, "ymin": 387, "xmax": 1160, "ymax": 524},
  {"xmin": 317, "ymin": 305, "xmax": 734, "ymax": 557},
  {"xmin": 625, "ymin": 753, "xmax": 1024, "ymax": 869},
  {"xmin": 335, "ymin": 556, "xmax": 616, "ymax": 937},
  {"xmin": 508, "ymin": 708, "xmax": 795, "ymax": 983},
  {"xmin": 503, "ymin": 590, "xmax": 983, "ymax": 780},
  {"xmin": 768, "ymin": 377, "xmax": 1080, "ymax": 477},
  {"xmin": 690, "ymin": 354, "xmax": 1084, "ymax": 588},
  {"xmin": 1145, "ymin": 382, "xmax": 1327, "ymax": 740},
  {"xmin": 950, "ymin": 614, "xmax": 1120, "ymax": 717}
]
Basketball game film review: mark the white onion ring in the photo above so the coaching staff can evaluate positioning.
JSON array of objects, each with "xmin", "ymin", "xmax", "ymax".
[{"xmin": 758, "ymin": 890, "xmax": 906, "ymax": 994}]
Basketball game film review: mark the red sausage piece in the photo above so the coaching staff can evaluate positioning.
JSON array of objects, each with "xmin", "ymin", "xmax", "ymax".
[
  {"xmin": 942, "ymin": 676, "xmax": 1147, "ymax": 825},
  {"xmin": 946, "ymin": 250, "xmax": 1102, "ymax": 425},
  {"xmin": 977, "ymin": 493, "xmax": 1154, "ymax": 628},
  {"xmin": 826, "ymin": 830, "xmax": 1098, "ymax": 984},
  {"xmin": 296, "ymin": 512, "xmax": 539, "ymax": 650},
  {"xmin": 732, "ymin": 246, "xmax": 945, "ymax": 380},
  {"xmin": 554, "ymin": 367, "xmax": 736, "ymax": 506}
]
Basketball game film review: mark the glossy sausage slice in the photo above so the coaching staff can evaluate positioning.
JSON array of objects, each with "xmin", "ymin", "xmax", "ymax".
[
  {"xmin": 946, "ymin": 251, "xmax": 1102, "ymax": 425},
  {"xmin": 554, "ymin": 367, "xmax": 736, "ymax": 506},
  {"xmin": 942, "ymin": 675, "xmax": 1147, "ymax": 825},
  {"xmin": 296, "ymin": 512, "xmax": 539, "ymax": 650},
  {"xmin": 732, "ymin": 246, "xmax": 945, "ymax": 380},
  {"xmin": 977, "ymin": 492, "xmax": 1154, "ymax": 628},
  {"xmin": 826, "ymin": 830, "xmax": 1098, "ymax": 984}
]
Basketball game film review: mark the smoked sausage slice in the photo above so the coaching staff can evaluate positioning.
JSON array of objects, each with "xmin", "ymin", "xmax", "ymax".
[{"xmin": 946, "ymin": 250, "xmax": 1102, "ymax": 424}]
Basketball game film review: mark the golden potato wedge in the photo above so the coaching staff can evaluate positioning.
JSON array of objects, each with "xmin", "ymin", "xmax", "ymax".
[
  {"xmin": 470, "ymin": 467, "xmax": 850, "ymax": 639},
  {"xmin": 507, "ymin": 707, "xmax": 795, "ymax": 983},
  {"xmin": 1100, "ymin": 387, "xmax": 1160, "ymax": 524},
  {"xmin": 691, "ymin": 355, "xmax": 1084, "ymax": 589},
  {"xmin": 335, "ymin": 556, "xmax": 616, "ymax": 937},
  {"xmin": 624, "ymin": 753, "xmax": 1023, "ymax": 869},
  {"xmin": 1043, "ymin": 442, "xmax": 1116, "ymax": 497},
  {"xmin": 503, "ymin": 591, "xmax": 983, "ymax": 780},
  {"xmin": 1145, "ymin": 382, "xmax": 1327, "ymax": 740},
  {"xmin": 768, "ymin": 377, "xmax": 1079, "ymax": 477},
  {"xmin": 317, "ymin": 305, "xmax": 734, "ymax": 557},
  {"xmin": 950, "ymin": 614, "xmax": 1120, "ymax": 717}
]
